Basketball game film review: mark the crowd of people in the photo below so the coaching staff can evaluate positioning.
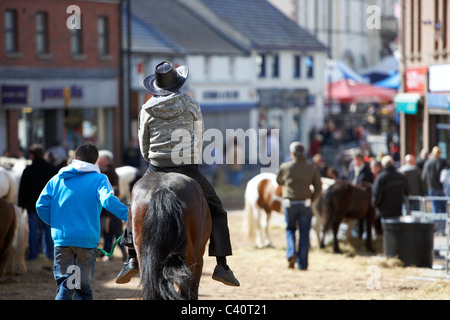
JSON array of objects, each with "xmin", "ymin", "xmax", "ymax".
[{"xmin": 309, "ymin": 143, "xmax": 449, "ymax": 232}]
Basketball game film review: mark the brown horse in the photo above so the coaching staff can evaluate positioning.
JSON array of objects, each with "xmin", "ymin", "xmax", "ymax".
[
  {"xmin": 319, "ymin": 180, "xmax": 375, "ymax": 253},
  {"xmin": 129, "ymin": 172, "xmax": 212, "ymax": 300},
  {"xmin": 0, "ymin": 198, "xmax": 16, "ymax": 278}
]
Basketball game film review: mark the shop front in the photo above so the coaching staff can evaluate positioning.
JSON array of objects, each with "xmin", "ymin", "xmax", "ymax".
[
  {"xmin": 257, "ymin": 88, "xmax": 309, "ymax": 162},
  {"xmin": 396, "ymin": 67, "xmax": 427, "ymax": 158},
  {"xmin": 428, "ymin": 64, "xmax": 450, "ymax": 160},
  {"xmin": 0, "ymin": 78, "xmax": 118, "ymax": 157}
]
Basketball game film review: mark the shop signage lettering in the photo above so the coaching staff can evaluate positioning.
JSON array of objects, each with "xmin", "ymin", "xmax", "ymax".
[
  {"xmin": 405, "ymin": 68, "xmax": 427, "ymax": 93},
  {"xmin": 203, "ymin": 90, "xmax": 239, "ymax": 100},
  {"xmin": 1, "ymin": 85, "xmax": 28, "ymax": 104},
  {"xmin": 41, "ymin": 85, "xmax": 83, "ymax": 102}
]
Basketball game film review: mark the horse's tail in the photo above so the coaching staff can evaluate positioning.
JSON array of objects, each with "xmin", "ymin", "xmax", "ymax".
[{"xmin": 139, "ymin": 186, "xmax": 190, "ymax": 300}]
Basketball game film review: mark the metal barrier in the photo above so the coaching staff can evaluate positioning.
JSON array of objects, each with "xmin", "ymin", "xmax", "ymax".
[{"xmin": 406, "ymin": 196, "xmax": 449, "ymax": 275}]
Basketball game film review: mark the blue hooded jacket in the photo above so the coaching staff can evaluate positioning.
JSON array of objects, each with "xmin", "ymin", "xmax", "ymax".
[{"xmin": 36, "ymin": 160, "xmax": 128, "ymax": 248}]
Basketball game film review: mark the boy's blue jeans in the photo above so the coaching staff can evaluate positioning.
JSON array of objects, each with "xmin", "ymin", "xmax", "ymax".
[
  {"xmin": 53, "ymin": 247, "xmax": 97, "ymax": 300},
  {"xmin": 285, "ymin": 202, "xmax": 313, "ymax": 270}
]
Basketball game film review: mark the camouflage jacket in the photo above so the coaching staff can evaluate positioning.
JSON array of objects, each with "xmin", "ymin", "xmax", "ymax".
[{"xmin": 138, "ymin": 91, "xmax": 204, "ymax": 167}]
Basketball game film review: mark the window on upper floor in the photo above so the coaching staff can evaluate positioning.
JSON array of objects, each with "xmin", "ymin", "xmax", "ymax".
[
  {"xmin": 36, "ymin": 11, "xmax": 49, "ymax": 54},
  {"xmin": 294, "ymin": 55, "xmax": 301, "ymax": 78},
  {"xmin": 98, "ymin": 16, "xmax": 109, "ymax": 56},
  {"xmin": 272, "ymin": 54, "xmax": 279, "ymax": 78},
  {"xmin": 256, "ymin": 54, "xmax": 266, "ymax": 78},
  {"xmin": 305, "ymin": 55, "xmax": 314, "ymax": 79},
  {"xmin": 71, "ymin": 28, "xmax": 83, "ymax": 55},
  {"xmin": 5, "ymin": 9, "xmax": 18, "ymax": 53}
]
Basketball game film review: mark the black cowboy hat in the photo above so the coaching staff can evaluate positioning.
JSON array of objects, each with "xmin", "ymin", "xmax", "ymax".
[{"xmin": 143, "ymin": 61, "xmax": 189, "ymax": 96}]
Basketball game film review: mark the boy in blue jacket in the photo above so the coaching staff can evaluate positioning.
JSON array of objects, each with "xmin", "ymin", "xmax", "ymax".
[{"xmin": 36, "ymin": 143, "xmax": 128, "ymax": 300}]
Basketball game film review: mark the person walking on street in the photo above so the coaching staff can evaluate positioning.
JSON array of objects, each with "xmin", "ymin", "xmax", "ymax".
[
  {"xmin": 18, "ymin": 144, "xmax": 58, "ymax": 260},
  {"xmin": 372, "ymin": 155, "xmax": 409, "ymax": 220},
  {"xmin": 422, "ymin": 146, "xmax": 448, "ymax": 233},
  {"xmin": 36, "ymin": 143, "xmax": 128, "ymax": 300},
  {"xmin": 398, "ymin": 154, "xmax": 427, "ymax": 211},
  {"xmin": 276, "ymin": 142, "xmax": 322, "ymax": 270},
  {"xmin": 97, "ymin": 150, "xmax": 126, "ymax": 261},
  {"xmin": 348, "ymin": 151, "xmax": 374, "ymax": 185}
]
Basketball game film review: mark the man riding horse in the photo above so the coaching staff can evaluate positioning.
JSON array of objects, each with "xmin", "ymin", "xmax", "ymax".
[{"xmin": 116, "ymin": 61, "xmax": 240, "ymax": 287}]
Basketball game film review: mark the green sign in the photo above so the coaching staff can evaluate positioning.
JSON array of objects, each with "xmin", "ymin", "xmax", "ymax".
[{"xmin": 395, "ymin": 101, "xmax": 418, "ymax": 114}]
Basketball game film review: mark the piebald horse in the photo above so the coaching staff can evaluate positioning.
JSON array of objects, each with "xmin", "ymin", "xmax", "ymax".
[
  {"xmin": 129, "ymin": 172, "xmax": 212, "ymax": 300},
  {"xmin": 243, "ymin": 173, "xmax": 336, "ymax": 248}
]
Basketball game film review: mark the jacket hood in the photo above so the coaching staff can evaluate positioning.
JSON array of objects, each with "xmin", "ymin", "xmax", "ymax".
[
  {"xmin": 142, "ymin": 91, "xmax": 190, "ymax": 120},
  {"xmin": 59, "ymin": 159, "xmax": 100, "ymax": 179}
]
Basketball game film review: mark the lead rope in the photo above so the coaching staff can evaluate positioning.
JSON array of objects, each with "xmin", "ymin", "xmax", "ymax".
[{"xmin": 97, "ymin": 235, "xmax": 123, "ymax": 257}]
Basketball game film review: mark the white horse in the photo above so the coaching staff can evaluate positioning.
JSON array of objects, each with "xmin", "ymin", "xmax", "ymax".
[
  {"xmin": 0, "ymin": 158, "xmax": 29, "ymax": 276},
  {"xmin": 115, "ymin": 165, "xmax": 140, "ymax": 204},
  {"xmin": 242, "ymin": 173, "xmax": 282, "ymax": 248},
  {"xmin": 0, "ymin": 157, "xmax": 30, "ymax": 205},
  {"xmin": 5, "ymin": 206, "xmax": 28, "ymax": 275}
]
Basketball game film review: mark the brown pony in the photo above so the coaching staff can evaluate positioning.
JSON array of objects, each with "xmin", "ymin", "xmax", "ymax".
[
  {"xmin": 0, "ymin": 198, "xmax": 16, "ymax": 278},
  {"xmin": 129, "ymin": 172, "xmax": 212, "ymax": 300},
  {"xmin": 319, "ymin": 180, "xmax": 375, "ymax": 253}
]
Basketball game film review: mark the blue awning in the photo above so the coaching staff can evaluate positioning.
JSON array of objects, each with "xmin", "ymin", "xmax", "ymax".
[{"xmin": 427, "ymin": 93, "xmax": 450, "ymax": 111}]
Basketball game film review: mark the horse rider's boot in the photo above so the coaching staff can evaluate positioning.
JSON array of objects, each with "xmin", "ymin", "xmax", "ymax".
[
  {"xmin": 116, "ymin": 250, "xmax": 139, "ymax": 284},
  {"xmin": 212, "ymin": 264, "xmax": 240, "ymax": 287}
]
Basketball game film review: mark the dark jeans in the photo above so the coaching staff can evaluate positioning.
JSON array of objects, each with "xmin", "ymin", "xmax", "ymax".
[
  {"xmin": 285, "ymin": 202, "xmax": 313, "ymax": 270},
  {"xmin": 120, "ymin": 164, "xmax": 232, "ymax": 257},
  {"xmin": 28, "ymin": 211, "xmax": 54, "ymax": 260}
]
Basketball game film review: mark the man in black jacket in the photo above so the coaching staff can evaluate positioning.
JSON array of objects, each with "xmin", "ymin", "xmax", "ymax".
[
  {"xmin": 372, "ymin": 155, "xmax": 409, "ymax": 219},
  {"xmin": 18, "ymin": 144, "xmax": 58, "ymax": 260},
  {"xmin": 348, "ymin": 151, "xmax": 374, "ymax": 185}
]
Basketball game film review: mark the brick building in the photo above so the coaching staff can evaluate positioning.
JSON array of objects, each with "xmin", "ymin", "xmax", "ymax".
[
  {"xmin": 0, "ymin": 0, "xmax": 122, "ymax": 160},
  {"xmin": 397, "ymin": 0, "xmax": 450, "ymax": 160}
]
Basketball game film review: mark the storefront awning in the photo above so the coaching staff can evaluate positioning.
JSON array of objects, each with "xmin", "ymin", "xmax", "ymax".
[
  {"xmin": 394, "ymin": 93, "xmax": 421, "ymax": 115},
  {"xmin": 427, "ymin": 93, "xmax": 450, "ymax": 112}
]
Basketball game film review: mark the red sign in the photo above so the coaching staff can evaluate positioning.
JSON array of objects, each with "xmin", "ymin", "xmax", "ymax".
[{"xmin": 405, "ymin": 67, "xmax": 427, "ymax": 93}]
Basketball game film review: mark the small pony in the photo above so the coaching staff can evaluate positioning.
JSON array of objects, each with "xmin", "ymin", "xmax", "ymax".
[
  {"xmin": 129, "ymin": 172, "xmax": 212, "ymax": 300},
  {"xmin": 319, "ymin": 180, "xmax": 375, "ymax": 253}
]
